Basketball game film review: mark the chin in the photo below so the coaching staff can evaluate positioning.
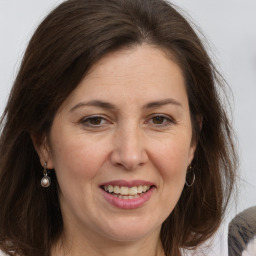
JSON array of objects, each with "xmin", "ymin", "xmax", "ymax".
[{"xmin": 99, "ymin": 218, "xmax": 161, "ymax": 242}]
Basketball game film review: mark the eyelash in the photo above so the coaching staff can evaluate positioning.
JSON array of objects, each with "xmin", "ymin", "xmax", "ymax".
[
  {"xmin": 80, "ymin": 115, "xmax": 111, "ymax": 128},
  {"xmin": 79, "ymin": 114, "xmax": 175, "ymax": 129},
  {"xmin": 145, "ymin": 114, "xmax": 175, "ymax": 127}
]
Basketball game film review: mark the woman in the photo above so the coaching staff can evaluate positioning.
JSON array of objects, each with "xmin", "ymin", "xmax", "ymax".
[{"xmin": 0, "ymin": 0, "xmax": 237, "ymax": 255}]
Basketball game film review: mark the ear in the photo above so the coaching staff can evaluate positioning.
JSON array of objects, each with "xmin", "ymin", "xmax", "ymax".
[
  {"xmin": 31, "ymin": 134, "xmax": 54, "ymax": 169},
  {"xmin": 188, "ymin": 114, "xmax": 203, "ymax": 166},
  {"xmin": 197, "ymin": 114, "xmax": 203, "ymax": 131},
  {"xmin": 188, "ymin": 142, "xmax": 196, "ymax": 166}
]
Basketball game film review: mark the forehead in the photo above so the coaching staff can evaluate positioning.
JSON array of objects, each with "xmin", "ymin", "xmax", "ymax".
[
  {"xmin": 61, "ymin": 44, "xmax": 188, "ymax": 109},
  {"xmin": 86, "ymin": 44, "xmax": 182, "ymax": 80}
]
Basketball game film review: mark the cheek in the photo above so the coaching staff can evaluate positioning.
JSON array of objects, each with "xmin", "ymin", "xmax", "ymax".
[
  {"xmin": 49, "ymin": 131, "xmax": 108, "ymax": 183},
  {"xmin": 146, "ymin": 139, "xmax": 191, "ymax": 221},
  {"xmin": 152, "ymin": 139, "xmax": 191, "ymax": 175},
  {"xmin": 149, "ymin": 136, "xmax": 192, "ymax": 201}
]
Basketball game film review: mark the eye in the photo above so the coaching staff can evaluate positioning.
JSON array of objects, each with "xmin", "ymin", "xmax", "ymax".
[
  {"xmin": 146, "ymin": 115, "xmax": 175, "ymax": 127},
  {"xmin": 80, "ymin": 115, "xmax": 110, "ymax": 127},
  {"xmin": 152, "ymin": 116, "xmax": 166, "ymax": 124}
]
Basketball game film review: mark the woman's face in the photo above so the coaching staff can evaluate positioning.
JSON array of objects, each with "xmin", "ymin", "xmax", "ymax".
[{"xmin": 41, "ymin": 45, "xmax": 196, "ymax": 243}]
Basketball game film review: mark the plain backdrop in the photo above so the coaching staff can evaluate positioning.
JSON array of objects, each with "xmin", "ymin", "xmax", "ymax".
[
  {"xmin": 0, "ymin": 0, "xmax": 256, "ymax": 254},
  {"xmin": 169, "ymin": 0, "xmax": 256, "ymax": 214}
]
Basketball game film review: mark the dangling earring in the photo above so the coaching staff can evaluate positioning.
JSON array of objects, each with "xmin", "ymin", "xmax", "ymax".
[
  {"xmin": 185, "ymin": 165, "xmax": 195, "ymax": 187},
  {"xmin": 41, "ymin": 162, "xmax": 51, "ymax": 188}
]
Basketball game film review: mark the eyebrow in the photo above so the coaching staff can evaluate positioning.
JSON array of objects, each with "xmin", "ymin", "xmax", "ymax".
[
  {"xmin": 69, "ymin": 98, "xmax": 182, "ymax": 112},
  {"xmin": 70, "ymin": 100, "xmax": 116, "ymax": 112},
  {"xmin": 142, "ymin": 98, "xmax": 182, "ymax": 109}
]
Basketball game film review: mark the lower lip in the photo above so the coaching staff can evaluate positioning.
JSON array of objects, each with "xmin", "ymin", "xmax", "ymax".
[{"xmin": 101, "ymin": 187, "xmax": 155, "ymax": 209}]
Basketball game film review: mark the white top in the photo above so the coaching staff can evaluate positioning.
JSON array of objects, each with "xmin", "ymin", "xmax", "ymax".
[{"xmin": 183, "ymin": 225, "xmax": 228, "ymax": 256}]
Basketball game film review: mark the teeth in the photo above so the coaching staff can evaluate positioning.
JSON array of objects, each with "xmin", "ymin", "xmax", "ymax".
[
  {"xmin": 137, "ymin": 185, "xmax": 143, "ymax": 193},
  {"xmin": 120, "ymin": 186, "xmax": 129, "ymax": 195},
  {"xmin": 142, "ymin": 185, "xmax": 148, "ymax": 192},
  {"xmin": 108, "ymin": 185, "xmax": 114, "ymax": 193},
  {"xmin": 112, "ymin": 194, "xmax": 141, "ymax": 199},
  {"xmin": 103, "ymin": 185, "xmax": 151, "ymax": 196},
  {"xmin": 129, "ymin": 186, "xmax": 138, "ymax": 195},
  {"xmin": 114, "ymin": 186, "xmax": 120, "ymax": 194}
]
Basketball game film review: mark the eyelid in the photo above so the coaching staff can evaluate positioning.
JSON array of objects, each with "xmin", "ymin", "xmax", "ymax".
[
  {"xmin": 79, "ymin": 115, "xmax": 112, "ymax": 127},
  {"xmin": 145, "ymin": 114, "xmax": 176, "ymax": 126},
  {"xmin": 78, "ymin": 114, "xmax": 176, "ymax": 129}
]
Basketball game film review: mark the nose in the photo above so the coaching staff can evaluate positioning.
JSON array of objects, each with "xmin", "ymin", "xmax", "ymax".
[{"xmin": 110, "ymin": 125, "xmax": 148, "ymax": 170}]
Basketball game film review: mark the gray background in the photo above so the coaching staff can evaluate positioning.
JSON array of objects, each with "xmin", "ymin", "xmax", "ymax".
[
  {"xmin": 1, "ymin": 0, "xmax": 256, "ymax": 239},
  {"xmin": 170, "ymin": 0, "xmax": 256, "ymax": 216}
]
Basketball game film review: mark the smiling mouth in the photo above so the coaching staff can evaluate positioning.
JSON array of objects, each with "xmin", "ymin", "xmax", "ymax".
[{"xmin": 100, "ymin": 185, "xmax": 152, "ymax": 199}]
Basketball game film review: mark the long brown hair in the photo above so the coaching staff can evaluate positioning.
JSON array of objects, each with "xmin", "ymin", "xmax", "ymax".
[{"xmin": 0, "ymin": 0, "xmax": 237, "ymax": 255}]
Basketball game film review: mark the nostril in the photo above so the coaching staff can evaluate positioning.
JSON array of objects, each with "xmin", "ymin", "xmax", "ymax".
[{"xmin": 110, "ymin": 139, "xmax": 148, "ymax": 170}]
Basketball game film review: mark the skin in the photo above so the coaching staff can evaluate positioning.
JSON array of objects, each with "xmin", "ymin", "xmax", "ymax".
[{"xmin": 37, "ymin": 44, "xmax": 196, "ymax": 256}]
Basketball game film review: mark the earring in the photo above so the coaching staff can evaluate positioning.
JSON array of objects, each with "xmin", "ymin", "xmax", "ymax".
[
  {"xmin": 41, "ymin": 162, "xmax": 51, "ymax": 188},
  {"xmin": 185, "ymin": 165, "xmax": 195, "ymax": 187}
]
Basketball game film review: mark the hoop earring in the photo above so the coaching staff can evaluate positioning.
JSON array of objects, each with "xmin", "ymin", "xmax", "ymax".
[
  {"xmin": 185, "ymin": 166, "xmax": 195, "ymax": 187},
  {"xmin": 41, "ymin": 162, "xmax": 51, "ymax": 188}
]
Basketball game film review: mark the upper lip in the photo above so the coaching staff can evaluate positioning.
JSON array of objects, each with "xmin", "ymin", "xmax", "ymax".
[{"xmin": 99, "ymin": 179, "xmax": 155, "ymax": 188}]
